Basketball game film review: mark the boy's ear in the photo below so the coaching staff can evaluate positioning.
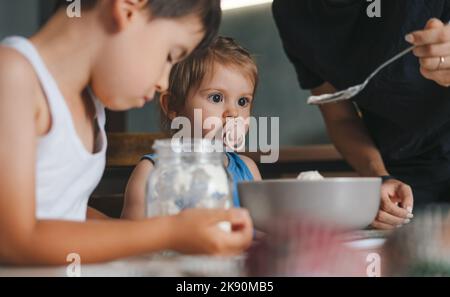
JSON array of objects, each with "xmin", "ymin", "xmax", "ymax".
[
  {"xmin": 159, "ymin": 92, "xmax": 177, "ymax": 120},
  {"xmin": 111, "ymin": 0, "xmax": 149, "ymax": 31}
]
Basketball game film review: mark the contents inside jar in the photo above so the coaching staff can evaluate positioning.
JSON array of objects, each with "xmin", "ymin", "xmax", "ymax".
[
  {"xmin": 297, "ymin": 171, "xmax": 325, "ymax": 181},
  {"xmin": 146, "ymin": 139, "xmax": 233, "ymax": 232}
]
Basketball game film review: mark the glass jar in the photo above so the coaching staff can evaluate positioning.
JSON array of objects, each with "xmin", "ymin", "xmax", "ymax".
[{"xmin": 146, "ymin": 138, "xmax": 233, "ymax": 218}]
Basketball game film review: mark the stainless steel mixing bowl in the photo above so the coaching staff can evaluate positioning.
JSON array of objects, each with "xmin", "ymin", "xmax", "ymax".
[{"xmin": 238, "ymin": 178, "xmax": 381, "ymax": 230}]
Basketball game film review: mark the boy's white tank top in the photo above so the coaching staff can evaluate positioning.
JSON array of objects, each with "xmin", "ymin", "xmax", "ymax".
[{"xmin": 1, "ymin": 36, "xmax": 107, "ymax": 221}]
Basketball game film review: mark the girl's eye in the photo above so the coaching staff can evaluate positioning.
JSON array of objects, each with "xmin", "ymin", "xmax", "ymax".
[
  {"xmin": 208, "ymin": 93, "xmax": 224, "ymax": 103},
  {"xmin": 238, "ymin": 97, "xmax": 250, "ymax": 107}
]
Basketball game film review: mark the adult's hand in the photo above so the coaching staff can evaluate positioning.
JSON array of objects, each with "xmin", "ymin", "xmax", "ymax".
[
  {"xmin": 371, "ymin": 179, "xmax": 414, "ymax": 230},
  {"xmin": 407, "ymin": 18, "xmax": 450, "ymax": 87}
]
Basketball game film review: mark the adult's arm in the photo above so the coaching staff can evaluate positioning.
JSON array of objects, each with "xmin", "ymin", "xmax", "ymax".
[{"xmin": 313, "ymin": 82, "xmax": 413, "ymax": 229}]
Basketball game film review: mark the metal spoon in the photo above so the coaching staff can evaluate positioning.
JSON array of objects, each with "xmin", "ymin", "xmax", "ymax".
[{"xmin": 307, "ymin": 45, "xmax": 415, "ymax": 105}]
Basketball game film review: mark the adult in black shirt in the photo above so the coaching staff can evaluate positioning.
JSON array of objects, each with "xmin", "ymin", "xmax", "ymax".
[{"xmin": 273, "ymin": 0, "xmax": 450, "ymax": 229}]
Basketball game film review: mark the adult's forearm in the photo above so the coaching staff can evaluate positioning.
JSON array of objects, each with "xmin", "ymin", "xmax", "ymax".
[
  {"xmin": 326, "ymin": 117, "xmax": 389, "ymax": 177},
  {"xmin": 313, "ymin": 83, "xmax": 389, "ymax": 177}
]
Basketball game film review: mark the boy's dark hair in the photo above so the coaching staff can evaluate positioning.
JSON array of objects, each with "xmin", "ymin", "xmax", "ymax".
[
  {"xmin": 55, "ymin": 0, "xmax": 221, "ymax": 52},
  {"xmin": 162, "ymin": 36, "xmax": 259, "ymax": 132}
]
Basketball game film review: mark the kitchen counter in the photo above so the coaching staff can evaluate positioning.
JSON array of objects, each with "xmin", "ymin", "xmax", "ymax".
[
  {"xmin": 0, "ymin": 254, "xmax": 245, "ymax": 277},
  {"xmin": 0, "ymin": 230, "xmax": 389, "ymax": 277}
]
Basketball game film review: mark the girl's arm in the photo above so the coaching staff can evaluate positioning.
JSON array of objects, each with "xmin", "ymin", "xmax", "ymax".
[
  {"xmin": 0, "ymin": 49, "xmax": 253, "ymax": 265},
  {"xmin": 240, "ymin": 155, "xmax": 262, "ymax": 181},
  {"xmin": 121, "ymin": 160, "xmax": 154, "ymax": 220}
]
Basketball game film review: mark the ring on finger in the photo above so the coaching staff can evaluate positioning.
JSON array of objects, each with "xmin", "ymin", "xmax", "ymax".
[{"xmin": 437, "ymin": 56, "xmax": 446, "ymax": 70}]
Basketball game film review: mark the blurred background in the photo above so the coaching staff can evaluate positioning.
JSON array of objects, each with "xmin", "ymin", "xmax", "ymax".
[{"xmin": 0, "ymin": 0, "xmax": 329, "ymax": 146}]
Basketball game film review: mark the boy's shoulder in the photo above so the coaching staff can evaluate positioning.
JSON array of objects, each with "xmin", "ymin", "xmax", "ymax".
[
  {"xmin": 0, "ymin": 46, "xmax": 34, "ymax": 76},
  {"xmin": 0, "ymin": 46, "xmax": 38, "ymax": 90},
  {"xmin": 0, "ymin": 46, "xmax": 41, "ymax": 105}
]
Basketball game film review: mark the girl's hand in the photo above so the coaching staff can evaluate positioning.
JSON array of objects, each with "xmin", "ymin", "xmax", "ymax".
[
  {"xmin": 407, "ymin": 18, "xmax": 450, "ymax": 87},
  {"xmin": 371, "ymin": 179, "xmax": 414, "ymax": 230},
  {"xmin": 168, "ymin": 208, "xmax": 253, "ymax": 255}
]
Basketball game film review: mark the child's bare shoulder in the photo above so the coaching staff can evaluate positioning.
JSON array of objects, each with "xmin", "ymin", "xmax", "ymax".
[
  {"xmin": 0, "ymin": 46, "xmax": 39, "ymax": 91},
  {"xmin": 0, "ymin": 46, "xmax": 41, "ymax": 113},
  {"xmin": 137, "ymin": 158, "xmax": 155, "ymax": 172},
  {"xmin": 126, "ymin": 158, "xmax": 155, "ymax": 189},
  {"xmin": 131, "ymin": 158, "xmax": 155, "ymax": 179},
  {"xmin": 238, "ymin": 154, "xmax": 257, "ymax": 167},
  {"xmin": 238, "ymin": 154, "xmax": 262, "ymax": 180}
]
